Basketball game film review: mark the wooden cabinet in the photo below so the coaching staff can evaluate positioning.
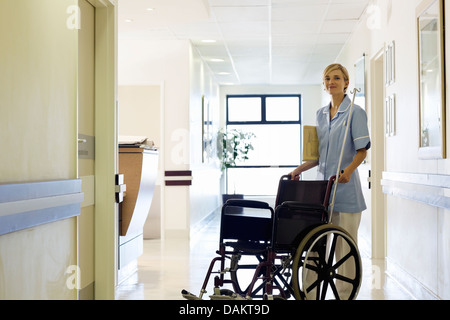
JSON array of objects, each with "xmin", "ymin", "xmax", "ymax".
[{"xmin": 119, "ymin": 148, "xmax": 158, "ymax": 237}]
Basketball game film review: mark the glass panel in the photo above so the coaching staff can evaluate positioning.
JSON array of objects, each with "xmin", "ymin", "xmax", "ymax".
[
  {"xmin": 227, "ymin": 124, "xmax": 301, "ymax": 166},
  {"xmin": 266, "ymin": 97, "xmax": 300, "ymax": 121},
  {"xmin": 228, "ymin": 97, "xmax": 262, "ymax": 122}
]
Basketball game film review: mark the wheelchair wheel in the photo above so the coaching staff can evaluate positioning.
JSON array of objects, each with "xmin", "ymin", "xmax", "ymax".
[
  {"xmin": 291, "ymin": 224, "xmax": 362, "ymax": 300},
  {"xmin": 230, "ymin": 252, "xmax": 293, "ymax": 299},
  {"xmin": 230, "ymin": 253, "xmax": 267, "ymax": 298}
]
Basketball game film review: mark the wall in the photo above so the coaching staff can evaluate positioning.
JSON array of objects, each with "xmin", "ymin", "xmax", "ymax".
[
  {"xmin": 338, "ymin": 0, "xmax": 449, "ymax": 299},
  {"xmin": 189, "ymin": 45, "xmax": 221, "ymax": 228},
  {"xmin": 0, "ymin": 0, "xmax": 78, "ymax": 299}
]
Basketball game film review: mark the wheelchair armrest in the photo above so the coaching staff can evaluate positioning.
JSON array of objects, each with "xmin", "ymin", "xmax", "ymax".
[{"xmin": 224, "ymin": 199, "xmax": 271, "ymax": 210}]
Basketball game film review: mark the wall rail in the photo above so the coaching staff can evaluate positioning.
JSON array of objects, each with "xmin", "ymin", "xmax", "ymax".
[
  {"xmin": 381, "ymin": 172, "xmax": 450, "ymax": 210},
  {"xmin": 0, "ymin": 179, "xmax": 83, "ymax": 236}
]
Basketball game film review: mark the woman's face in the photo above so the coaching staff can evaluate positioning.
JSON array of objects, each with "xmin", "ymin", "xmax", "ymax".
[{"xmin": 323, "ymin": 69, "xmax": 349, "ymax": 96}]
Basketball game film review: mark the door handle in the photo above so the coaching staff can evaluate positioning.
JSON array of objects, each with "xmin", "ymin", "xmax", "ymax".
[{"xmin": 115, "ymin": 174, "xmax": 126, "ymax": 203}]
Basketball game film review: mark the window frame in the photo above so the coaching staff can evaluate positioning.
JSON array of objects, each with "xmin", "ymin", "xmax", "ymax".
[
  {"xmin": 226, "ymin": 94, "xmax": 302, "ymax": 168},
  {"xmin": 226, "ymin": 94, "xmax": 302, "ymax": 125}
]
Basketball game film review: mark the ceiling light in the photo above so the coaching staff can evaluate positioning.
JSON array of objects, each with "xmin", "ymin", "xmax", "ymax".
[
  {"xmin": 218, "ymin": 72, "xmax": 230, "ymax": 75},
  {"xmin": 125, "ymin": 19, "xmax": 133, "ymax": 23},
  {"xmin": 201, "ymin": 40, "xmax": 216, "ymax": 43},
  {"xmin": 210, "ymin": 58, "xmax": 224, "ymax": 62},
  {"xmin": 146, "ymin": 8, "xmax": 155, "ymax": 11}
]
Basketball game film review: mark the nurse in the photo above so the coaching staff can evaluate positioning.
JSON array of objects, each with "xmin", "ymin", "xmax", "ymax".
[{"xmin": 289, "ymin": 63, "xmax": 371, "ymax": 244}]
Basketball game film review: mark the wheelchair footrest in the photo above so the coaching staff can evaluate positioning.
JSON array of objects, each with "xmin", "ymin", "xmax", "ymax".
[
  {"xmin": 210, "ymin": 288, "xmax": 248, "ymax": 300},
  {"xmin": 181, "ymin": 289, "xmax": 202, "ymax": 300}
]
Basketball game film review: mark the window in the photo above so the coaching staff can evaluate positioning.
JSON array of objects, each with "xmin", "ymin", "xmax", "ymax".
[{"xmin": 225, "ymin": 95, "xmax": 302, "ymax": 195}]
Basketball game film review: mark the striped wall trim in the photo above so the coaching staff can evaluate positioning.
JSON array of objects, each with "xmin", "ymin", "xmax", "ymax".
[
  {"xmin": 381, "ymin": 172, "xmax": 450, "ymax": 210},
  {"xmin": 164, "ymin": 171, "xmax": 192, "ymax": 186},
  {"xmin": 0, "ymin": 179, "xmax": 84, "ymax": 236}
]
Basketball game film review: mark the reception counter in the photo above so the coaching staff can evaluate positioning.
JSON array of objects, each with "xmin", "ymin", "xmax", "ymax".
[{"xmin": 118, "ymin": 147, "xmax": 159, "ymax": 273}]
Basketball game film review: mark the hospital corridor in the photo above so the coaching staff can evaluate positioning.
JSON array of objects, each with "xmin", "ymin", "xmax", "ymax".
[{"xmin": 1, "ymin": 0, "xmax": 450, "ymax": 301}]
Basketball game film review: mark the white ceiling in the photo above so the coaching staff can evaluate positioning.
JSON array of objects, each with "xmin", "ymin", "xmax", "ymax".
[{"xmin": 118, "ymin": 0, "xmax": 370, "ymax": 86}]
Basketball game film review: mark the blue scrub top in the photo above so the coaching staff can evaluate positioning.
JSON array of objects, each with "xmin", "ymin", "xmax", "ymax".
[{"xmin": 316, "ymin": 94, "xmax": 371, "ymax": 213}]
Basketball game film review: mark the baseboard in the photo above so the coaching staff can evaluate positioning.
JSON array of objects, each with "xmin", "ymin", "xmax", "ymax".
[
  {"xmin": 78, "ymin": 282, "xmax": 95, "ymax": 300},
  {"xmin": 386, "ymin": 258, "xmax": 439, "ymax": 300}
]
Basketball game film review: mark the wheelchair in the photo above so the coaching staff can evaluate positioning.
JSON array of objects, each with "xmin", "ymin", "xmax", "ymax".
[{"xmin": 181, "ymin": 175, "xmax": 362, "ymax": 300}]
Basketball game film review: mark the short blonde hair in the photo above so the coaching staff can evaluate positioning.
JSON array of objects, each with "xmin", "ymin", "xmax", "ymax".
[{"xmin": 323, "ymin": 64, "xmax": 350, "ymax": 93}]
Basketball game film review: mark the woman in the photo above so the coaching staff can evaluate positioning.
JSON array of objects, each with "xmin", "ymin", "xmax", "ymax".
[{"xmin": 289, "ymin": 63, "xmax": 371, "ymax": 245}]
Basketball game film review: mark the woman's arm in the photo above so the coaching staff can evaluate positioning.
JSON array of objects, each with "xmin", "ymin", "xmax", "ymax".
[
  {"xmin": 289, "ymin": 160, "xmax": 319, "ymax": 180},
  {"xmin": 338, "ymin": 148, "xmax": 367, "ymax": 184}
]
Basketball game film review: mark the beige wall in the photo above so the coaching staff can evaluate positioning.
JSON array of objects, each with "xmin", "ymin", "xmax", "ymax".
[
  {"xmin": 0, "ymin": 0, "xmax": 78, "ymax": 299},
  {"xmin": 118, "ymin": 85, "xmax": 162, "ymax": 148}
]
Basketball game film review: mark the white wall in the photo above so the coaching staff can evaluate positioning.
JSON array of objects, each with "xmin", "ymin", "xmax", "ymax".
[
  {"xmin": 189, "ymin": 45, "xmax": 222, "ymax": 228},
  {"xmin": 338, "ymin": 0, "xmax": 450, "ymax": 299}
]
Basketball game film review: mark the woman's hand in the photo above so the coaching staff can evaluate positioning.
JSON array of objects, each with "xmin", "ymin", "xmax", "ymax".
[
  {"xmin": 338, "ymin": 169, "xmax": 351, "ymax": 184},
  {"xmin": 288, "ymin": 161, "xmax": 319, "ymax": 181},
  {"xmin": 338, "ymin": 148, "xmax": 367, "ymax": 184},
  {"xmin": 288, "ymin": 170, "xmax": 301, "ymax": 181}
]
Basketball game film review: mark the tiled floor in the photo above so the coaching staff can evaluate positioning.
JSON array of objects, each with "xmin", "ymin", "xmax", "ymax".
[{"xmin": 115, "ymin": 211, "xmax": 415, "ymax": 300}]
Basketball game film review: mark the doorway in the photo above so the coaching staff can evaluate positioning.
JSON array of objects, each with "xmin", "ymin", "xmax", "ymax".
[
  {"xmin": 369, "ymin": 49, "xmax": 387, "ymax": 259},
  {"xmin": 82, "ymin": 0, "xmax": 118, "ymax": 300},
  {"xmin": 77, "ymin": 0, "xmax": 95, "ymax": 300}
]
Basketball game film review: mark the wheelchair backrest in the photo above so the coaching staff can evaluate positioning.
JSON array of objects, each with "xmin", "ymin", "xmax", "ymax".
[{"xmin": 274, "ymin": 176, "xmax": 330, "ymax": 208}]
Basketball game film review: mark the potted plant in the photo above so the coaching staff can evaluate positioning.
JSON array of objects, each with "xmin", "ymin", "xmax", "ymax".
[{"xmin": 217, "ymin": 128, "xmax": 256, "ymax": 204}]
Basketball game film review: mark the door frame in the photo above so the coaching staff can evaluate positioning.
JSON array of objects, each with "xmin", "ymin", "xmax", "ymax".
[
  {"xmin": 369, "ymin": 47, "xmax": 387, "ymax": 260},
  {"xmin": 87, "ymin": 0, "xmax": 118, "ymax": 299}
]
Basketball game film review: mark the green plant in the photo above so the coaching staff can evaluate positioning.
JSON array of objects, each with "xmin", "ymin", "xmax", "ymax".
[{"xmin": 217, "ymin": 128, "xmax": 256, "ymax": 171}]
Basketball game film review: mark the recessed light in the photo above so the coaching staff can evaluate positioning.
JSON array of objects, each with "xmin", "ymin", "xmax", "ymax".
[
  {"xmin": 201, "ymin": 40, "xmax": 216, "ymax": 43},
  {"xmin": 218, "ymin": 72, "xmax": 230, "ymax": 75},
  {"xmin": 125, "ymin": 19, "xmax": 133, "ymax": 23},
  {"xmin": 146, "ymin": 8, "xmax": 155, "ymax": 11},
  {"xmin": 210, "ymin": 58, "xmax": 224, "ymax": 62}
]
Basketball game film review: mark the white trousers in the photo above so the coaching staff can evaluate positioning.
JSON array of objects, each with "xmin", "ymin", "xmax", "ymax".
[
  {"xmin": 331, "ymin": 211, "xmax": 362, "ymax": 244},
  {"xmin": 331, "ymin": 211, "xmax": 362, "ymax": 296},
  {"xmin": 304, "ymin": 211, "xmax": 362, "ymax": 299}
]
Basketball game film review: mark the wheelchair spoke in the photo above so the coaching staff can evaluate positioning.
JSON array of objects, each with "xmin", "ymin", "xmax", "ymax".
[
  {"xmin": 327, "ymin": 234, "xmax": 339, "ymax": 266},
  {"xmin": 320, "ymin": 280, "xmax": 329, "ymax": 300},
  {"xmin": 333, "ymin": 251, "xmax": 353, "ymax": 270},
  {"xmin": 329, "ymin": 279, "xmax": 339, "ymax": 299},
  {"xmin": 306, "ymin": 278, "xmax": 321, "ymax": 295},
  {"xmin": 334, "ymin": 273, "xmax": 355, "ymax": 284},
  {"xmin": 305, "ymin": 262, "xmax": 319, "ymax": 273}
]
